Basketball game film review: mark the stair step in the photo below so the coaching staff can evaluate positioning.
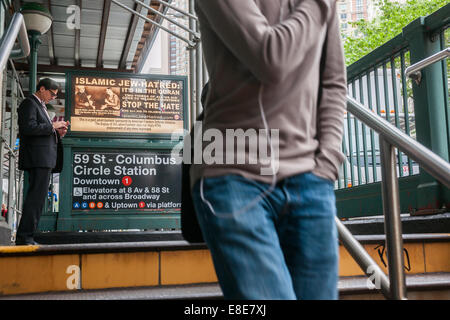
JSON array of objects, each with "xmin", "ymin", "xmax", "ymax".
[
  {"xmin": 339, "ymin": 272, "xmax": 450, "ymax": 293},
  {"xmin": 342, "ymin": 212, "xmax": 450, "ymax": 235},
  {"xmin": 1, "ymin": 233, "xmax": 448, "ymax": 255},
  {"xmin": 0, "ymin": 283, "xmax": 223, "ymax": 300},
  {"xmin": 1, "ymin": 234, "xmax": 449, "ymax": 297},
  {"xmin": 1, "ymin": 273, "xmax": 449, "ymax": 300}
]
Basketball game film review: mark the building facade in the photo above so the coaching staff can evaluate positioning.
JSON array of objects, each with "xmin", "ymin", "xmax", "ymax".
[
  {"xmin": 167, "ymin": 0, "xmax": 190, "ymax": 76},
  {"xmin": 338, "ymin": 0, "xmax": 376, "ymax": 38}
]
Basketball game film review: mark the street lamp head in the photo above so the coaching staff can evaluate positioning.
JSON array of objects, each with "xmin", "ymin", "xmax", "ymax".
[{"xmin": 20, "ymin": 2, "xmax": 53, "ymax": 35}]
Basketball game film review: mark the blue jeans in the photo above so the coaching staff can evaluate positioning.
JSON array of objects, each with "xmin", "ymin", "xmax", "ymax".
[{"xmin": 192, "ymin": 172, "xmax": 339, "ymax": 300}]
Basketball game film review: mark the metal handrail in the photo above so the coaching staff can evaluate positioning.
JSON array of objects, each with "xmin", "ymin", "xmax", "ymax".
[
  {"xmin": 405, "ymin": 47, "xmax": 450, "ymax": 84},
  {"xmin": 339, "ymin": 96, "xmax": 450, "ymax": 300},
  {"xmin": 335, "ymin": 216, "xmax": 391, "ymax": 296},
  {"xmin": 0, "ymin": 13, "xmax": 30, "ymax": 72},
  {"xmin": 347, "ymin": 96, "xmax": 450, "ymax": 188}
]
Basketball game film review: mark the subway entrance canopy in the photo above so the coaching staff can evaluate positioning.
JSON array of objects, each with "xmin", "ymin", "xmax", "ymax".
[
  {"xmin": 12, "ymin": 0, "xmax": 196, "ymax": 89},
  {"xmin": 1, "ymin": 0, "xmax": 206, "ymax": 232}
]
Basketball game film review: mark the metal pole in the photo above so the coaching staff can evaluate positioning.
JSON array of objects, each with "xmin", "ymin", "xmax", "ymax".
[
  {"xmin": 16, "ymin": 171, "xmax": 24, "ymax": 225},
  {"xmin": 0, "ymin": 69, "xmax": 7, "ymax": 213},
  {"xmin": 195, "ymin": 40, "xmax": 202, "ymax": 116},
  {"xmin": 8, "ymin": 61, "xmax": 24, "ymax": 239},
  {"xmin": 379, "ymin": 138, "xmax": 407, "ymax": 300},
  {"xmin": 188, "ymin": 0, "xmax": 196, "ymax": 129},
  {"xmin": 335, "ymin": 217, "xmax": 391, "ymax": 298},
  {"xmin": 28, "ymin": 30, "xmax": 41, "ymax": 94},
  {"xmin": 111, "ymin": 0, "xmax": 196, "ymax": 47},
  {"xmin": 193, "ymin": 4, "xmax": 202, "ymax": 116},
  {"xmin": 7, "ymin": 74, "xmax": 17, "ymax": 228},
  {"xmin": 21, "ymin": 31, "xmax": 41, "ymax": 220},
  {"xmin": 153, "ymin": 0, "xmax": 199, "ymax": 21},
  {"xmin": 132, "ymin": 0, "xmax": 200, "ymax": 39},
  {"xmin": 0, "ymin": 13, "xmax": 30, "ymax": 73},
  {"xmin": 0, "ymin": 14, "xmax": 23, "ymax": 71}
]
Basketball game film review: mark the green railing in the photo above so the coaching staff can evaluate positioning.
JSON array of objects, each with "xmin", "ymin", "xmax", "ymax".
[{"xmin": 337, "ymin": 3, "xmax": 450, "ymax": 219}]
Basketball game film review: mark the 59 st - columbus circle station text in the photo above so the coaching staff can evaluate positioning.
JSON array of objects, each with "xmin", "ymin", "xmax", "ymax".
[{"xmin": 73, "ymin": 153, "xmax": 177, "ymax": 177}]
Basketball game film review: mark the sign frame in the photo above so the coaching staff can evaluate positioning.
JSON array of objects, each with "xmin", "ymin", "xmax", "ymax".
[
  {"xmin": 51, "ymin": 139, "xmax": 183, "ymax": 232},
  {"xmin": 65, "ymin": 70, "xmax": 189, "ymax": 140},
  {"xmin": 70, "ymin": 149, "xmax": 182, "ymax": 215}
]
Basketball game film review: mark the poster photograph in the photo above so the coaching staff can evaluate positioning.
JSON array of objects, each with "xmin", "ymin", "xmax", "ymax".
[{"xmin": 69, "ymin": 73, "xmax": 186, "ymax": 135}]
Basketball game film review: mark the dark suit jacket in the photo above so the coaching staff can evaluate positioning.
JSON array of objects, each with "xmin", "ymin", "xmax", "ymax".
[{"xmin": 18, "ymin": 95, "xmax": 62, "ymax": 171}]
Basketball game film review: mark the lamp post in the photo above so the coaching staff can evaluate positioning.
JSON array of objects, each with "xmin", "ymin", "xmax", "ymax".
[
  {"xmin": 19, "ymin": 2, "xmax": 52, "ymax": 93},
  {"xmin": 18, "ymin": 3, "xmax": 53, "ymax": 223}
]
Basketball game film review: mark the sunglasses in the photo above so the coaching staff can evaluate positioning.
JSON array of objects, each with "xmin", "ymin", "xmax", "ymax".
[{"xmin": 48, "ymin": 89, "xmax": 58, "ymax": 97}]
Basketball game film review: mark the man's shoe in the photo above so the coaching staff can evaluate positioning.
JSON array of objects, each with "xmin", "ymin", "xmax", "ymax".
[{"xmin": 15, "ymin": 237, "xmax": 40, "ymax": 246}]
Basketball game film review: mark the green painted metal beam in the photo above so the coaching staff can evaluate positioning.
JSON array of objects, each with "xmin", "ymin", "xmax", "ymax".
[{"xmin": 336, "ymin": 175, "xmax": 420, "ymax": 218}]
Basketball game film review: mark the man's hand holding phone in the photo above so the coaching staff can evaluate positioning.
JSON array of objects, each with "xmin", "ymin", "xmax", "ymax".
[{"xmin": 53, "ymin": 120, "xmax": 70, "ymax": 138}]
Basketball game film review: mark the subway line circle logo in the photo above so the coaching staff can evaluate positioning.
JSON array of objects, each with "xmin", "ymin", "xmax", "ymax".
[
  {"xmin": 89, "ymin": 202, "xmax": 96, "ymax": 209},
  {"xmin": 122, "ymin": 176, "xmax": 132, "ymax": 186},
  {"xmin": 97, "ymin": 202, "xmax": 104, "ymax": 209},
  {"xmin": 139, "ymin": 201, "xmax": 145, "ymax": 208},
  {"xmin": 74, "ymin": 202, "xmax": 90, "ymax": 209}
]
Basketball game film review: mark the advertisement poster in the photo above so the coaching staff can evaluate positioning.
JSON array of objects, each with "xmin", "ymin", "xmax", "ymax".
[
  {"xmin": 69, "ymin": 74, "xmax": 185, "ymax": 134},
  {"xmin": 71, "ymin": 150, "xmax": 181, "ymax": 213}
]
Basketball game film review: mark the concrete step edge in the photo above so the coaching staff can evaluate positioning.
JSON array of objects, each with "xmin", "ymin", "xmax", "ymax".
[
  {"xmin": 2, "ymin": 273, "xmax": 450, "ymax": 300},
  {"xmin": 1, "ymin": 233, "xmax": 449, "ymax": 257}
]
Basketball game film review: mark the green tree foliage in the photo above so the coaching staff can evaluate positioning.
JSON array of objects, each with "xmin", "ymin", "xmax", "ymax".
[{"xmin": 343, "ymin": 0, "xmax": 450, "ymax": 65}]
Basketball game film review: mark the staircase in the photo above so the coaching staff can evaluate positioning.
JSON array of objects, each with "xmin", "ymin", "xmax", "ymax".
[{"xmin": 0, "ymin": 226, "xmax": 449, "ymax": 300}]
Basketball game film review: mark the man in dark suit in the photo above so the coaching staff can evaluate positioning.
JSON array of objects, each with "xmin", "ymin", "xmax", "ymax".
[{"xmin": 16, "ymin": 78, "xmax": 69, "ymax": 245}]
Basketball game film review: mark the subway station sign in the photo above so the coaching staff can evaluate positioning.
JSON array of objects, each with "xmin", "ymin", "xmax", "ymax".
[
  {"xmin": 71, "ymin": 150, "xmax": 182, "ymax": 213},
  {"xmin": 67, "ymin": 72, "xmax": 186, "ymax": 135},
  {"xmin": 47, "ymin": 71, "xmax": 188, "ymax": 231}
]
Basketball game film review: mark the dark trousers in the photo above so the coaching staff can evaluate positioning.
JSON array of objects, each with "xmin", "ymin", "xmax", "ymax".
[{"xmin": 16, "ymin": 168, "xmax": 52, "ymax": 240}]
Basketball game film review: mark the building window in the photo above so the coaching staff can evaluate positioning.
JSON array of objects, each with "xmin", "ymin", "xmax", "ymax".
[
  {"xmin": 356, "ymin": 0, "xmax": 363, "ymax": 12},
  {"xmin": 340, "ymin": 13, "xmax": 347, "ymax": 20}
]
